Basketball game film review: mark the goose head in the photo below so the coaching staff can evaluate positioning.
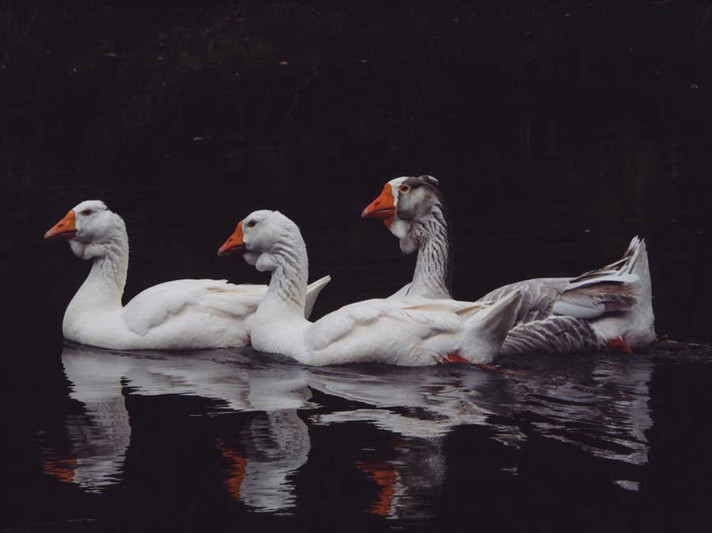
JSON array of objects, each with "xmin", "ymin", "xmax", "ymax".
[
  {"xmin": 44, "ymin": 200, "xmax": 127, "ymax": 260},
  {"xmin": 218, "ymin": 210, "xmax": 302, "ymax": 272},
  {"xmin": 362, "ymin": 175, "xmax": 443, "ymax": 254}
]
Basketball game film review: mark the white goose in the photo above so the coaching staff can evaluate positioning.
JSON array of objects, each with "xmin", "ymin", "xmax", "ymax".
[
  {"xmin": 362, "ymin": 176, "xmax": 656, "ymax": 355},
  {"xmin": 217, "ymin": 210, "xmax": 522, "ymax": 366},
  {"xmin": 44, "ymin": 200, "xmax": 330, "ymax": 350}
]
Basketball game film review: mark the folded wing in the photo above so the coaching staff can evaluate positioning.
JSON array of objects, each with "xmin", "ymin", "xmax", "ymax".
[
  {"xmin": 123, "ymin": 280, "xmax": 265, "ymax": 336},
  {"xmin": 306, "ymin": 299, "xmax": 483, "ymax": 353}
]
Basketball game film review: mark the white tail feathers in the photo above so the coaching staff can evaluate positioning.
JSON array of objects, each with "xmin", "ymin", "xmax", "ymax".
[
  {"xmin": 570, "ymin": 235, "xmax": 656, "ymax": 349},
  {"xmin": 625, "ymin": 234, "xmax": 642, "ymax": 254},
  {"xmin": 304, "ymin": 275, "xmax": 332, "ymax": 318},
  {"xmin": 460, "ymin": 289, "xmax": 522, "ymax": 363},
  {"xmin": 574, "ymin": 235, "xmax": 651, "ymax": 291},
  {"xmin": 622, "ymin": 237, "xmax": 656, "ymax": 347},
  {"xmin": 621, "ymin": 236, "xmax": 654, "ymax": 314},
  {"xmin": 623, "ymin": 236, "xmax": 648, "ymax": 276},
  {"xmin": 567, "ymin": 236, "xmax": 648, "ymax": 289}
]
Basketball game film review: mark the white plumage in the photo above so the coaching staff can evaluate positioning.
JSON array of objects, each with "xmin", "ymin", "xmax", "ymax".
[
  {"xmin": 219, "ymin": 209, "xmax": 521, "ymax": 366},
  {"xmin": 45, "ymin": 200, "xmax": 330, "ymax": 350}
]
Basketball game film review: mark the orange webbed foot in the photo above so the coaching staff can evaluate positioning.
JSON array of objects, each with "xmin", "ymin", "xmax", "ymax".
[
  {"xmin": 608, "ymin": 337, "xmax": 633, "ymax": 354},
  {"xmin": 443, "ymin": 353, "xmax": 470, "ymax": 364}
]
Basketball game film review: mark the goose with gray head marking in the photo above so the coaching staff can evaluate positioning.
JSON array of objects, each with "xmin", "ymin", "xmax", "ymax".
[
  {"xmin": 362, "ymin": 176, "xmax": 656, "ymax": 355},
  {"xmin": 217, "ymin": 210, "xmax": 522, "ymax": 366},
  {"xmin": 44, "ymin": 200, "xmax": 330, "ymax": 350}
]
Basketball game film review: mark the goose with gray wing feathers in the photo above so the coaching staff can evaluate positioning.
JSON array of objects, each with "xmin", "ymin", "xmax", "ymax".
[{"xmin": 362, "ymin": 176, "xmax": 656, "ymax": 355}]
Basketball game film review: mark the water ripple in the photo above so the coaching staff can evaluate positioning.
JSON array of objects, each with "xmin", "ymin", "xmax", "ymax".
[{"xmin": 37, "ymin": 341, "xmax": 712, "ymax": 519}]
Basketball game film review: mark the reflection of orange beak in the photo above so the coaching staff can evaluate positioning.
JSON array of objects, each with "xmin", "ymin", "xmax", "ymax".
[
  {"xmin": 217, "ymin": 439, "xmax": 247, "ymax": 502},
  {"xmin": 361, "ymin": 184, "xmax": 396, "ymax": 220},
  {"xmin": 218, "ymin": 221, "xmax": 246, "ymax": 256},
  {"xmin": 358, "ymin": 460, "xmax": 397, "ymax": 517},
  {"xmin": 44, "ymin": 210, "xmax": 77, "ymax": 239}
]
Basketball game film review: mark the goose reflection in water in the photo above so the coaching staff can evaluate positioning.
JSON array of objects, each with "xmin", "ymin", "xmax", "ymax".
[
  {"xmin": 219, "ymin": 410, "xmax": 310, "ymax": 512},
  {"xmin": 309, "ymin": 365, "xmax": 514, "ymax": 519},
  {"xmin": 51, "ymin": 344, "xmax": 313, "ymax": 513},
  {"xmin": 508, "ymin": 356, "xmax": 654, "ymax": 469},
  {"xmin": 308, "ymin": 355, "xmax": 653, "ymax": 518},
  {"xmin": 47, "ymin": 344, "xmax": 654, "ymax": 518},
  {"xmin": 44, "ymin": 350, "xmax": 133, "ymax": 491}
]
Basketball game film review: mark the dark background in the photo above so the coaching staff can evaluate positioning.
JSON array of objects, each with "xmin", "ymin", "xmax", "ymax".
[
  {"xmin": 3, "ymin": 0, "xmax": 712, "ymax": 353},
  {"xmin": 2, "ymin": 1, "xmax": 712, "ymax": 348},
  {"xmin": 1, "ymin": 1, "xmax": 712, "ymax": 531}
]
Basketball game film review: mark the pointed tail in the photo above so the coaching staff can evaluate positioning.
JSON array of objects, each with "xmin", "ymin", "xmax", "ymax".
[
  {"xmin": 571, "ymin": 235, "xmax": 644, "ymax": 283},
  {"xmin": 460, "ymin": 289, "xmax": 522, "ymax": 363},
  {"xmin": 623, "ymin": 237, "xmax": 656, "ymax": 347},
  {"xmin": 621, "ymin": 235, "xmax": 648, "ymax": 276},
  {"xmin": 564, "ymin": 236, "xmax": 656, "ymax": 348},
  {"xmin": 304, "ymin": 275, "xmax": 332, "ymax": 319}
]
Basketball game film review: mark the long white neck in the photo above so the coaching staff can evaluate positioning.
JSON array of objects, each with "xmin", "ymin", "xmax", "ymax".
[
  {"xmin": 67, "ymin": 235, "xmax": 129, "ymax": 314},
  {"xmin": 407, "ymin": 205, "xmax": 452, "ymax": 299},
  {"xmin": 258, "ymin": 230, "xmax": 309, "ymax": 319}
]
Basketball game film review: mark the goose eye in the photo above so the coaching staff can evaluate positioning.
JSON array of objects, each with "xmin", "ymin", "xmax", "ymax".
[
  {"xmin": 246, "ymin": 220, "xmax": 257, "ymax": 228},
  {"xmin": 80, "ymin": 209, "xmax": 93, "ymax": 216},
  {"xmin": 399, "ymin": 184, "xmax": 410, "ymax": 193}
]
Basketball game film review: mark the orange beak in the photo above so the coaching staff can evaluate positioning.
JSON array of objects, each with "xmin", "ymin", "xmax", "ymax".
[
  {"xmin": 44, "ymin": 210, "xmax": 77, "ymax": 239},
  {"xmin": 361, "ymin": 184, "xmax": 396, "ymax": 219},
  {"xmin": 218, "ymin": 221, "xmax": 246, "ymax": 256}
]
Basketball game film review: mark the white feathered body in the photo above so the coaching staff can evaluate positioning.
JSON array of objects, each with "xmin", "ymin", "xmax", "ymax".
[
  {"xmin": 240, "ymin": 210, "xmax": 521, "ymax": 366},
  {"xmin": 63, "ymin": 279, "xmax": 260, "ymax": 350},
  {"xmin": 52, "ymin": 200, "xmax": 331, "ymax": 351},
  {"xmin": 252, "ymin": 294, "xmax": 521, "ymax": 367},
  {"xmin": 63, "ymin": 277, "xmax": 330, "ymax": 351}
]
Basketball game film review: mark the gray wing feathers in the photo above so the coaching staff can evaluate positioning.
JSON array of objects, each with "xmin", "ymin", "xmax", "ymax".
[
  {"xmin": 482, "ymin": 236, "xmax": 652, "ymax": 354},
  {"xmin": 478, "ymin": 278, "xmax": 569, "ymax": 324},
  {"xmin": 501, "ymin": 316, "xmax": 604, "ymax": 355},
  {"xmin": 553, "ymin": 281, "xmax": 637, "ymax": 319},
  {"xmin": 552, "ymin": 236, "xmax": 646, "ymax": 320}
]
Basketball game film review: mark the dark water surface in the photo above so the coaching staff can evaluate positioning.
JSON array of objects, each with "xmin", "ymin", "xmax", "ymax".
[
  {"xmin": 3, "ymin": 342, "xmax": 712, "ymax": 532},
  {"xmin": 3, "ymin": 2, "xmax": 712, "ymax": 532}
]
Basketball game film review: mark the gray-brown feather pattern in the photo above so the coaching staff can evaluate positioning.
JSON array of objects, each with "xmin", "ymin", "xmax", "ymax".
[
  {"xmin": 478, "ymin": 278, "xmax": 570, "ymax": 323},
  {"xmin": 501, "ymin": 316, "xmax": 604, "ymax": 355},
  {"xmin": 403, "ymin": 176, "xmax": 454, "ymax": 295},
  {"xmin": 559, "ymin": 281, "xmax": 637, "ymax": 312}
]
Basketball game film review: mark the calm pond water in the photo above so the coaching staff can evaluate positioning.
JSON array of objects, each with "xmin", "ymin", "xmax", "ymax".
[
  {"xmin": 3, "ymin": 3, "xmax": 712, "ymax": 531},
  {"xmin": 2, "ymin": 339, "xmax": 712, "ymax": 532}
]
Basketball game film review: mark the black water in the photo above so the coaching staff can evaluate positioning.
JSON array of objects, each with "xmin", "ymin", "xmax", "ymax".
[
  {"xmin": 2, "ymin": 3, "xmax": 712, "ymax": 532},
  {"xmin": 4, "ymin": 342, "xmax": 712, "ymax": 532}
]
